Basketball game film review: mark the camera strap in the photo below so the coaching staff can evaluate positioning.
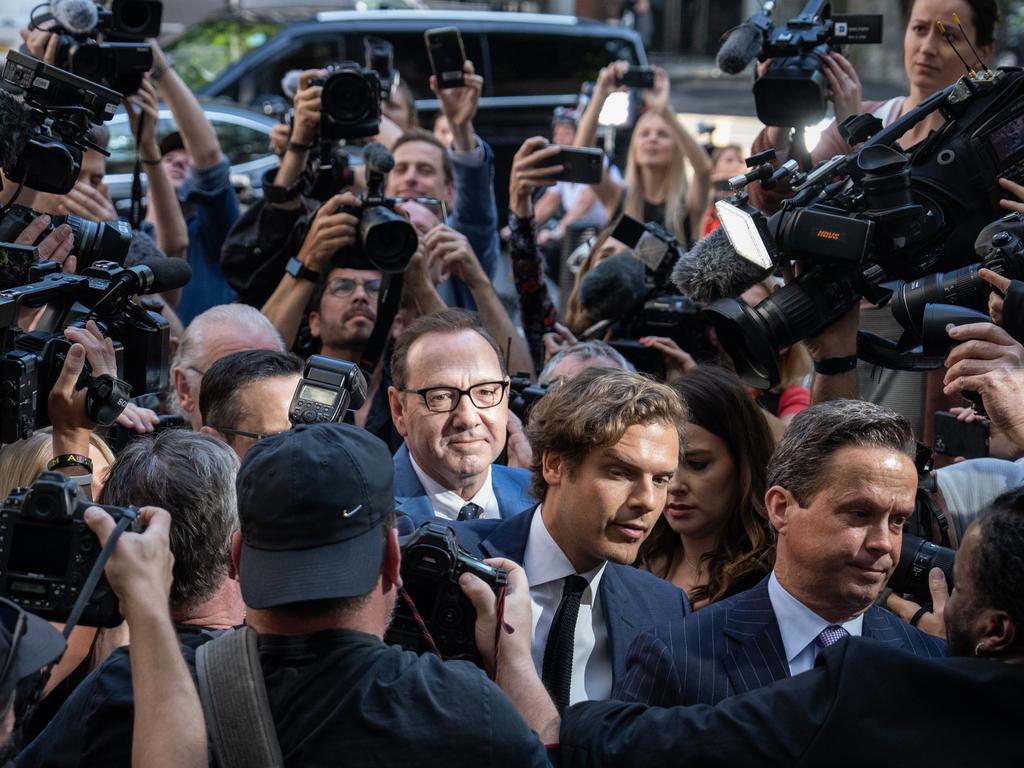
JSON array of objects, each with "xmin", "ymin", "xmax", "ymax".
[
  {"xmin": 358, "ymin": 272, "xmax": 403, "ymax": 377},
  {"xmin": 61, "ymin": 510, "xmax": 138, "ymax": 640},
  {"xmin": 129, "ymin": 112, "xmax": 147, "ymax": 229}
]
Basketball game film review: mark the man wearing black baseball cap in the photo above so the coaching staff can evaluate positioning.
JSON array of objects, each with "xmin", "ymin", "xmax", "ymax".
[{"xmin": 230, "ymin": 422, "xmax": 548, "ymax": 765}]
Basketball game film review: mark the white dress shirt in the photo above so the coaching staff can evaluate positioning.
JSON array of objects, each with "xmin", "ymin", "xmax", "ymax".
[
  {"xmin": 767, "ymin": 571, "xmax": 864, "ymax": 676},
  {"xmin": 408, "ymin": 455, "xmax": 500, "ymax": 520},
  {"xmin": 524, "ymin": 506, "xmax": 613, "ymax": 704}
]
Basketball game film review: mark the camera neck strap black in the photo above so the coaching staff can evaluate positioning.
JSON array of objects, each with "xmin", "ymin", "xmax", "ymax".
[
  {"xmin": 358, "ymin": 272, "xmax": 403, "ymax": 378},
  {"xmin": 61, "ymin": 510, "xmax": 137, "ymax": 640},
  {"xmin": 129, "ymin": 112, "xmax": 147, "ymax": 229}
]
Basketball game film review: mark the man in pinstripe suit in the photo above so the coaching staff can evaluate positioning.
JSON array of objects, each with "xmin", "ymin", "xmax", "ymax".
[{"xmin": 617, "ymin": 400, "xmax": 947, "ymax": 707}]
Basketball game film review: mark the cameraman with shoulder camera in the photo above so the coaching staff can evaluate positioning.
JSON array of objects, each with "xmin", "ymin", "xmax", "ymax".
[
  {"xmin": 19, "ymin": 430, "xmax": 244, "ymax": 768},
  {"xmin": 202, "ymin": 422, "xmax": 549, "ymax": 766}
]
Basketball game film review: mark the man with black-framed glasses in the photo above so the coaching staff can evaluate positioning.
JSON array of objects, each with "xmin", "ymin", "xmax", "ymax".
[{"xmin": 388, "ymin": 309, "xmax": 536, "ymax": 526}]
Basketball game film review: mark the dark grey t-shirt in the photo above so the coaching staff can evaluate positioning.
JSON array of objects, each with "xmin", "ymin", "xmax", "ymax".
[{"xmin": 259, "ymin": 628, "xmax": 550, "ymax": 767}]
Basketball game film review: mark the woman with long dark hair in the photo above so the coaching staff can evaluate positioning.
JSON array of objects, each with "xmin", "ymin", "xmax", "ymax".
[{"xmin": 638, "ymin": 366, "xmax": 777, "ymax": 608}]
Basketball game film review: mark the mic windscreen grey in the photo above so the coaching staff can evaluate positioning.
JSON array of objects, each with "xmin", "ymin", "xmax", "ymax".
[
  {"xmin": 51, "ymin": 0, "xmax": 99, "ymax": 34},
  {"xmin": 362, "ymin": 141, "xmax": 394, "ymax": 174},
  {"xmin": 140, "ymin": 257, "xmax": 192, "ymax": 293},
  {"xmin": 280, "ymin": 69, "xmax": 301, "ymax": 100},
  {"xmin": 578, "ymin": 252, "xmax": 648, "ymax": 323},
  {"xmin": 716, "ymin": 23, "xmax": 763, "ymax": 75},
  {"xmin": 672, "ymin": 226, "xmax": 771, "ymax": 303},
  {"xmin": 0, "ymin": 91, "xmax": 36, "ymax": 173}
]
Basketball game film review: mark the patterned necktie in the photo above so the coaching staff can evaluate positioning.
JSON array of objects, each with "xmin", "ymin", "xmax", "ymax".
[
  {"xmin": 457, "ymin": 502, "xmax": 483, "ymax": 521},
  {"xmin": 816, "ymin": 624, "xmax": 850, "ymax": 648},
  {"xmin": 541, "ymin": 574, "xmax": 589, "ymax": 714}
]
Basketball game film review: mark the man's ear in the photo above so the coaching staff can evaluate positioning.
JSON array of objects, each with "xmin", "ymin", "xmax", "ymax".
[
  {"xmin": 541, "ymin": 450, "xmax": 565, "ymax": 490},
  {"xmin": 765, "ymin": 486, "xmax": 793, "ymax": 536},
  {"xmin": 173, "ymin": 367, "xmax": 195, "ymax": 413},
  {"xmin": 308, "ymin": 310, "xmax": 322, "ymax": 340},
  {"xmin": 230, "ymin": 530, "xmax": 243, "ymax": 581},
  {"xmin": 382, "ymin": 527, "xmax": 402, "ymax": 592},
  {"xmin": 199, "ymin": 424, "xmax": 224, "ymax": 441},
  {"xmin": 388, "ymin": 386, "xmax": 409, "ymax": 438},
  {"xmin": 444, "ymin": 181, "xmax": 455, "ymax": 208},
  {"xmin": 979, "ymin": 609, "xmax": 1017, "ymax": 656}
]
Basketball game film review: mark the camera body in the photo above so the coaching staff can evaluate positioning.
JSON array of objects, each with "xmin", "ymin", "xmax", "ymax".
[
  {"xmin": 289, "ymin": 355, "xmax": 367, "ymax": 425},
  {"xmin": 508, "ymin": 374, "xmax": 548, "ymax": 421},
  {"xmin": 747, "ymin": 0, "xmax": 882, "ymax": 126},
  {"xmin": 312, "ymin": 62, "xmax": 382, "ymax": 141},
  {"xmin": 385, "ymin": 522, "xmax": 508, "ymax": 665},
  {"xmin": 0, "ymin": 472, "xmax": 140, "ymax": 626}
]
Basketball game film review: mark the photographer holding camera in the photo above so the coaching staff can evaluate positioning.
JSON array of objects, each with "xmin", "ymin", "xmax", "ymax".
[
  {"xmin": 19, "ymin": 430, "xmax": 244, "ymax": 767},
  {"xmin": 194, "ymin": 422, "xmax": 549, "ymax": 766}
]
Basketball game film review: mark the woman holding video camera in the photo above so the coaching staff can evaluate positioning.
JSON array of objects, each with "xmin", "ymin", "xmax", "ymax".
[
  {"xmin": 574, "ymin": 63, "xmax": 712, "ymax": 247},
  {"xmin": 750, "ymin": 0, "xmax": 1000, "ymax": 214},
  {"xmin": 637, "ymin": 366, "xmax": 776, "ymax": 610}
]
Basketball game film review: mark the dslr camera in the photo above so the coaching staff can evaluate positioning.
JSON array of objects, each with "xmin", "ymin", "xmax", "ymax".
[
  {"xmin": 40, "ymin": 0, "xmax": 163, "ymax": 94},
  {"xmin": 311, "ymin": 61, "xmax": 382, "ymax": 141},
  {"xmin": 0, "ymin": 204, "xmax": 131, "ymax": 274},
  {"xmin": 0, "ymin": 472, "xmax": 141, "ymax": 626},
  {"xmin": 385, "ymin": 523, "xmax": 508, "ymax": 665}
]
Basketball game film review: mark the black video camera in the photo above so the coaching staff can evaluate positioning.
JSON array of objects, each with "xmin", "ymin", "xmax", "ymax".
[
  {"xmin": 1, "ymin": 472, "xmax": 141, "ymax": 626},
  {"xmin": 312, "ymin": 61, "xmax": 382, "ymax": 142},
  {"xmin": 40, "ymin": 0, "xmax": 162, "ymax": 94},
  {"xmin": 1, "ymin": 50, "xmax": 120, "ymax": 195},
  {"xmin": 385, "ymin": 522, "xmax": 508, "ymax": 665},
  {"xmin": 289, "ymin": 355, "xmax": 367, "ymax": 425},
  {"xmin": 706, "ymin": 66, "xmax": 1024, "ymax": 388},
  {"xmin": 508, "ymin": 374, "xmax": 548, "ymax": 421},
  {"xmin": 1, "ymin": 259, "xmax": 176, "ymax": 443},
  {"xmin": 741, "ymin": 0, "xmax": 883, "ymax": 127}
]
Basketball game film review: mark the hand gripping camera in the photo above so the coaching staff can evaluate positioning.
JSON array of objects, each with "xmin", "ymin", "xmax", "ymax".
[
  {"xmin": 385, "ymin": 523, "xmax": 508, "ymax": 665},
  {"xmin": 0, "ymin": 472, "xmax": 141, "ymax": 627}
]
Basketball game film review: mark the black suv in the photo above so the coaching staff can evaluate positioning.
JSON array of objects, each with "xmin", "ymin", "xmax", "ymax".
[{"xmin": 168, "ymin": 9, "xmax": 646, "ymax": 217}]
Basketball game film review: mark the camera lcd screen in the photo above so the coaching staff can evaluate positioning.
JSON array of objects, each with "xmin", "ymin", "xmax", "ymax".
[
  {"xmin": 299, "ymin": 384, "xmax": 337, "ymax": 406},
  {"xmin": 8, "ymin": 524, "xmax": 71, "ymax": 578},
  {"xmin": 987, "ymin": 114, "xmax": 1024, "ymax": 162}
]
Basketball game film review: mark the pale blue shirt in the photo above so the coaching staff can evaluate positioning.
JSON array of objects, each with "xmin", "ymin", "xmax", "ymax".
[
  {"xmin": 407, "ymin": 454, "xmax": 500, "ymax": 520},
  {"xmin": 767, "ymin": 571, "xmax": 864, "ymax": 676}
]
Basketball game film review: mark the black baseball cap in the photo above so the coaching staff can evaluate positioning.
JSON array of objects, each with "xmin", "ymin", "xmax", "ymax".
[
  {"xmin": 0, "ymin": 598, "xmax": 66, "ymax": 706},
  {"xmin": 235, "ymin": 423, "xmax": 395, "ymax": 610},
  {"xmin": 158, "ymin": 131, "xmax": 184, "ymax": 156}
]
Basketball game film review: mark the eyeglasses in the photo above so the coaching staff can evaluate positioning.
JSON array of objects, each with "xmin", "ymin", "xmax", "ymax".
[
  {"xmin": 0, "ymin": 599, "xmax": 27, "ymax": 691},
  {"xmin": 210, "ymin": 426, "xmax": 290, "ymax": 442},
  {"xmin": 407, "ymin": 381, "xmax": 509, "ymax": 413},
  {"xmin": 327, "ymin": 278, "xmax": 383, "ymax": 298}
]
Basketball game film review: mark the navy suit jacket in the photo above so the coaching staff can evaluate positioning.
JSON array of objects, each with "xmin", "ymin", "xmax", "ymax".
[
  {"xmin": 452, "ymin": 507, "xmax": 691, "ymax": 688},
  {"xmin": 393, "ymin": 444, "xmax": 536, "ymax": 527},
  {"xmin": 616, "ymin": 575, "xmax": 947, "ymax": 707}
]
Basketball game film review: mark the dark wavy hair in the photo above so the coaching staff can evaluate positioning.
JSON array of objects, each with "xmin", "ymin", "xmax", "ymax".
[{"xmin": 637, "ymin": 366, "xmax": 776, "ymax": 605}]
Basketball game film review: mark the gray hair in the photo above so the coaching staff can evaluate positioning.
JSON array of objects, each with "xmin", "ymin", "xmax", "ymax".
[
  {"xmin": 98, "ymin": 430, "xmax": 240, "ymax": 611},
  {"xmin": 538, "ymin": 340, "xmax": 634, "ymax": 386},
  {"xmin": 768, "ymin": 399, "xmax": 916, "ymax": 506},
  {"xmin": 168, "ymin": 304, "xmax": 284, "ymax": 413}
]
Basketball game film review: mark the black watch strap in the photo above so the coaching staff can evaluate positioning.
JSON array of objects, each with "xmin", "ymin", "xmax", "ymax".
[
  {"xmin": 286, "ymin": 256, "xmax": 320, "ymax": 283},
  {"xmin": 262, "ymin": 167, "xmax": 304, "ymax": 204}
]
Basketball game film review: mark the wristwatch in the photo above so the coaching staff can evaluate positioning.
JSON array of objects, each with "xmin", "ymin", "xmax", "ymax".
[{"xmin": 286, "ymin": 256, "xmax": 320, "ymax": 283}]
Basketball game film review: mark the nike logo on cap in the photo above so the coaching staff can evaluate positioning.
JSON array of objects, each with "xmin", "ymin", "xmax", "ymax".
[{"xmin": 341, "ymin": 504, "xmax": 363, "ymax": 518}]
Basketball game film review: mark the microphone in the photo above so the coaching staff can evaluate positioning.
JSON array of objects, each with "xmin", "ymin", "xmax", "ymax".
[
  {"xmin": 362, "ymin": 141, "xmax": 395, "ymax": 174},
  {"xmin": 672, "ymin": 227, "xmax": 771, "ymax": 304},
  {"xmin": 716, "ymin": 22, "xmax": 765, "ymax": 75},
  {"xmin": 51, "ymin": 0, "xmax": 99, "ymax": 34},
  {"xmin": 280, "ymin": 69, "xmax": 301, "ymax": 100},
  {"xmin": 0, "ymin": 91, "xmax": 38, "ymax": 174},
  {"xmin": 578, "ymin": 252, "xmax": 648, "ymax": 323},
  {"xmin": 133, "ymin": 258, "xmax": 192, "ymax": 294}
]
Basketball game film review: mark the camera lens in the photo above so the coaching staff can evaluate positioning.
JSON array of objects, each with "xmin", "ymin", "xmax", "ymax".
[
  {"xmin": 323, "ymin": 71, "xmax": 375, "ymax": 124},
  {"xmin": 115, "ymin": 0, "xmax": 155, "ymax": 34},
  {"xmin": 888, "ymin": 533, "xmax": 956, "ymax": 603},
  {"xmin": 51, "ymin": 215, "xmax": 133, "ymax": 269},
  {"xmin": 360, "ymin": 206, "xmax": 418, "ymax": 273},
  {"xmin": 891, "ymin": 265, "xmax": 988, "ymax": 341}
]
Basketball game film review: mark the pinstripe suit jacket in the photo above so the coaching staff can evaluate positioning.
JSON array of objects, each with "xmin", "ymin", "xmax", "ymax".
[{"xmin": 616, "ymin": 575, "xmax": 947, "ymax": 706}]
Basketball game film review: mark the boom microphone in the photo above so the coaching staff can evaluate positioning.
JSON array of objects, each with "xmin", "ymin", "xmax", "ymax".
[
  {"xmin": 716, "ymin": 22, "xmax": 765, "ymax": 75},
  {"xmin": 0, "ymin": 91, "xmax": 37, "ymax": 174},
  {"xmin": 672, "ymin": 226, "xmax": 771, "ymax": 304},
  {"xmin": 578, "ymin": 252, "xmax": 648, "ymax": 323},
  {"xmin": 134, "ymin": 257, "xmax": 192, "ymax": 294},
  {"xmin": 50, "ymin": 0, "xmax": 100, "ymax": 34},
  {"xmin": 362, "ymin": 141, "xmax": 395, "ymax": 174}
]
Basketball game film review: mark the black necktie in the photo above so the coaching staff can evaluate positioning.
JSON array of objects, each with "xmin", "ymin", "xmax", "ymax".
[
  {"xmin": 541, "ymin": 574, "xmax": 588, "ymax": 714},
  {"xmin": 457, "ymin": 502, "xmax": 483, "ymax": 521}
]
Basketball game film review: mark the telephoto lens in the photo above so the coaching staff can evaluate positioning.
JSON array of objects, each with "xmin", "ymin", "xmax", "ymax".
[{"xmin": 887, "ymin": 533, "xmax": 955, "ymax": 604}]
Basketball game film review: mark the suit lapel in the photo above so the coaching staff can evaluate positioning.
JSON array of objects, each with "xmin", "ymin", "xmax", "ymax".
[
  {"xmin": 721, "ymin": 578, "xmax": 790, "ymax": 694},
  {"xmin": 598, "ymin": 566, "xmax": 638, "ymax": 683},
  {"xmin": 394, "ymin": 495, "xmax": 434, "ymax": 525},
  {"xmin": 862, "ymin": 604, "xmax": 909, "ymax": 649},
  {"xmin": 493, "ymin": 467, "xmax": 536, "ymax": 520},
  {"xmin": 477, "ymin": 505, "xmax": 535, "ymax": 564},
  {"xmin": 392, "ymin": 445, "xmax": 426, "ymax": 498}
]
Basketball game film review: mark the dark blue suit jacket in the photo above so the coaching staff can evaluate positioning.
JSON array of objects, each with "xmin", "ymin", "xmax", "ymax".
[
  {"xmin": 616, "ymin": 575, "xmax": 947, "ymax": 706},
  {"xmin": 452, "ymin": 507, "xmax": 691, "ymax": 688},
  {"xmin": 393, "ymin": 444, "xmax": 536, "ymax": 527}
]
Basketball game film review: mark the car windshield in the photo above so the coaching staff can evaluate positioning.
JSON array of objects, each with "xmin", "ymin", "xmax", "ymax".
[{"xmin": 167, "ymin": 19, "xmax": 283, "ymax": 92}]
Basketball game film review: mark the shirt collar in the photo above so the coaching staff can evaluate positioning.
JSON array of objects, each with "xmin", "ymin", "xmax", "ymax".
[
  {"xmin": 767, "ymin": 571, "xmax": 864, "ymax": 664},
  {"xmin": 407, "ymin": 453, "xmax": 496, "ymax": 520},
  {"xmin": 524, "ymin": 506, "xmax": 606, "ymax": 598}
]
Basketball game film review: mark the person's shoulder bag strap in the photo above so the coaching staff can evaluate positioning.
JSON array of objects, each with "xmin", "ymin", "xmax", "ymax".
[{"xmin": 195, "ymin": 626, "xmax": 284, "ymax": 768}]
